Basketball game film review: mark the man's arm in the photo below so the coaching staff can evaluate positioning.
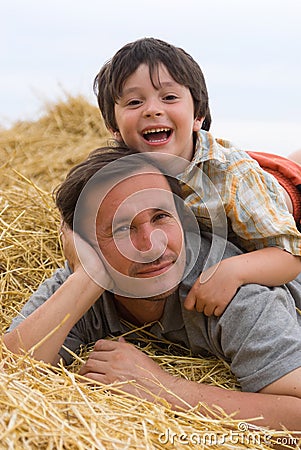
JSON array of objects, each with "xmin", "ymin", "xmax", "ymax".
[
  {"xmin": 184, "ymin": 247, "xmax": 301, "ymax": 316},
  {"xmin": 78, "ymin": 338, "xmax": 301, "ymax": 431},
  {"xmin": 3, "ymin": 228, "xmax": 105, "ymax": 364}
]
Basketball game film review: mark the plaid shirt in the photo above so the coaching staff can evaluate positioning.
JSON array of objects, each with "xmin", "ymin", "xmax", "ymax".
[{"xmin": 180, "ymin": 130, "xmax": 301, "ymax": 255}]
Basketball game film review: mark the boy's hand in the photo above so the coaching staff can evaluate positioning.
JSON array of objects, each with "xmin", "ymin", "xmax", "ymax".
[{"xmin": 184, "ymin": 260, "xmax": 242, "ymax": 316}]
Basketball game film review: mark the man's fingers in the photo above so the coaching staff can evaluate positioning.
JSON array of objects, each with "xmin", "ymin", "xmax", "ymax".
[{"xmin": 94, "ymin": 339, "xmax": 123, "ymax": 352}]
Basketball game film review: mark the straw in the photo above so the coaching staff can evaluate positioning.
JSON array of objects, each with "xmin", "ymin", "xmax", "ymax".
[{"xmin": 0, "ymin": 95, "xmax": 299, "ymax": 449}]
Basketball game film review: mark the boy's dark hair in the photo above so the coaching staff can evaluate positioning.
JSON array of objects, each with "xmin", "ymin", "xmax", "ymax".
[
  {"xmin": 54, "ymin": 144, "xmax": 184, "ymax": 232},
  {"xmin": 94, "ymin": 37, "xmax": 211, "ymax": 133}
]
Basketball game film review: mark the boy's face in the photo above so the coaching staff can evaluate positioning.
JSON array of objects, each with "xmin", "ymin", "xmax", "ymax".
[{"xmin": 114, "ymin": 64, "xmax": 203, "ymax": 162}]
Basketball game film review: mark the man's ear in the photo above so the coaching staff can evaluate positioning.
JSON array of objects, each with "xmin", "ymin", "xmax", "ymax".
[{"xmin": 193, "ymin": 117, "xmax": 204, "ymax": 132}]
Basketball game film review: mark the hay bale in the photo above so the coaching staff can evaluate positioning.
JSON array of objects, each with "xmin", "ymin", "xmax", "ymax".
[
  {"xmin": 0, "ymin": 94, "xmax": 110, "ymax": 191},
  {"xmin": 0, "ymin": 96, "xmax": 297, "ymax": 448}
]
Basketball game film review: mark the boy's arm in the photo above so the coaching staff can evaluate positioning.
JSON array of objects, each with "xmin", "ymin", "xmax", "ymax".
[
  {"xmin": 184, "ymin": 247, "xmax": 301, "ymax": 316},
  {"xmin": 3, "ymin": 228, "xmax": 105, "ymax": 364},
  {"xmin": 226, "ymin": 246, "xmax": 301, "ymax": 285}
]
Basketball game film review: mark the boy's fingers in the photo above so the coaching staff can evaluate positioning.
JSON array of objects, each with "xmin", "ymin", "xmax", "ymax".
[
  {"xmin": 213, "ymin": 305, "xmax": 225, "ymax": 317},
  {"xmin": 184, "ymin": 292, "xmax": 198, "ymax": 311}
]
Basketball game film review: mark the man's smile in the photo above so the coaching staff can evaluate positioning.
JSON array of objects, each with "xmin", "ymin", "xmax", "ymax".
[{"xmin": 131, "ymin": 257, "xmax": 175, "ymax": 278}]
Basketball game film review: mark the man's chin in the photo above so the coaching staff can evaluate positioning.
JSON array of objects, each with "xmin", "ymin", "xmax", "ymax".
[
  {"xmin": 135, "ymin": 284, "xmax": 179, "ymax": 301},
  {"xmin": 114, "ymin": 284, "xmax": 179, "ymax": 302}
]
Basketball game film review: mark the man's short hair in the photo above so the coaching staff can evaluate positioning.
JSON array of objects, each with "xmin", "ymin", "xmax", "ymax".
[{"xmin": 54, "ymin": 145, "xmax": 184, "ymax": 232}]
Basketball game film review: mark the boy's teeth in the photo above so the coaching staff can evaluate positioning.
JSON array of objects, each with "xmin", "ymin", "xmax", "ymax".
[
  {"xmin": 143, "ymin": 128, "xmax": 171, "ymax": 143},
  {"xmin": 144, "ymin": 128, "xmax": 169, "ymax": 134}
]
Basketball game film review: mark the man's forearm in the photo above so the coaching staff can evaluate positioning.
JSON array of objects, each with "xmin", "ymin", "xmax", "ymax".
[
  {"xmin": 82, "ymin": 340, "xmax": 301, "ymax": 431},
  {"xmin": 156, "ymin": 373, "xmax": 301, "ymax": 431},
  {"xmin": 3, "ymin": 270, "xmax": 103, "ymax": 364}
]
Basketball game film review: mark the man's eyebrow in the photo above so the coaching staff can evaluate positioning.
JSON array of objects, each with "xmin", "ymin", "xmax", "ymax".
[{"xmin": 111, "ymin": 205, "xmax": 176, "ymax": 227}]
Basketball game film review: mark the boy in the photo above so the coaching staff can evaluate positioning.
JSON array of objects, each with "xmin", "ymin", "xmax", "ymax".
[{"xmin": 93, "ymin": 37, "xmax": 301, "ymax": 316}]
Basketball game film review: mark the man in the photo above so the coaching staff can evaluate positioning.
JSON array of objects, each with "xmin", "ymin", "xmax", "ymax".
[{"xmin": 4, "ymin": 145, "xmax": 301, "ymax": 431}]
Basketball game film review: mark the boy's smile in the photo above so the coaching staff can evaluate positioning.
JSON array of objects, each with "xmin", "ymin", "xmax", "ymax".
[{"xmin": 114, "ymin": 63, "xmax": 203, "ymax": 161}]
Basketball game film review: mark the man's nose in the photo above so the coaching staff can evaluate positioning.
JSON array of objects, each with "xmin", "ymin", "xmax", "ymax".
[
  {"xmin": 133, "ymin": 226, "xmax": 167, "ymax": 261},
  {"xmin": 135, "ymin": 225, "xmax": 154, "ymax": 251}
]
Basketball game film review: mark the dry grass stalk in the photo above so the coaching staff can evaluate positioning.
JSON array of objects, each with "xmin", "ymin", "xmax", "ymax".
[
  {"xmin": 0, "ymin": 93, "xmax": 110, "ymax": 191},
  {"xmin": 0, "ymin": 96, "xmax": 299, "ymax": 448}
]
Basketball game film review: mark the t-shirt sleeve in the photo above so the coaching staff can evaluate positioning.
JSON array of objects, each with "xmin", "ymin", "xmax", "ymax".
[
  {"xmin": 7, "ymin": 262, "xmax": 107, "ymax": 366},
  {"xmin": 7, "ymin": 261, "xmax": 72, "ymax": 332},
  {"xmin": 216, "ymin": 279, "xmax": 301, "ymax": 392}
]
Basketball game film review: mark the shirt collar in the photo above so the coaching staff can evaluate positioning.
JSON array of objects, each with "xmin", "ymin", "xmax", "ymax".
[
  {"xmin": 101, "ymin": 290, "xmax": 184, "ymax": 337},
  {"xmin": 151, "ymin": 291, "xmax": 184, "ymax": 335},
  {"xmin": 182, "ymin": 130, "xmax": 233, "ymax": 178}
]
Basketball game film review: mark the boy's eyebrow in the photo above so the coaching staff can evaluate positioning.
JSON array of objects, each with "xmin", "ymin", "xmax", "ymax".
[{"xmin": 121, "ymin": 81, "xmax": 178, "ymax": 95}]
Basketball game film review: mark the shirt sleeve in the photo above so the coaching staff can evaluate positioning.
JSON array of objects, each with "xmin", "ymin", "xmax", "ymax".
[
  {"xmin": 6, "ymin": 262, "xmax": 106, "ymax": 366},
  {"xmin": 7, "ymin": 262, "xmax": 78, "ymax": 364},
  {"xmin": 216, "ymin": 279, "xmax": 301, "ymax": 392},
  {"xmin": 224, "ymin": 154, "xmax": 301, "ymax": 255},
  {"xmin": 7, "ymin": 262, "xmax": 72, "ymax": 331}
]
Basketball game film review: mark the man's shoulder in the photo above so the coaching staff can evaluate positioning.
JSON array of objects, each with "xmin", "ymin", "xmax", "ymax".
[{"xmin": 183, "ymin": 231, "xmax": 242, "ymax": 288}]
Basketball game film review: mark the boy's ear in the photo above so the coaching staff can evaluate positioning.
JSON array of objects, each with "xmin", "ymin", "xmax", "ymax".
[
  {"xmin": 109, "ymin": 129, "xmax": 122, "ymax": 141},
  {"xmin": 193, "ymin": 117, "xmax": 204, "ymax": 132}
]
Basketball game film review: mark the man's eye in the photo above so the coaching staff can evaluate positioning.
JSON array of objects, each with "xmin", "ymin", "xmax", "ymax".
[
  {"xmin": 154, "ymin": 212, "xmax": 172, "ymax": 221},
  {"xmin": 112, "ymin": 225, "xmax": 130, "ymax": 236}
]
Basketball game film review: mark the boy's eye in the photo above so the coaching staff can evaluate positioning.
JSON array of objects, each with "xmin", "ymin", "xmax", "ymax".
[
  {"xmin": 127, "ymin": 99, "xmax": 142, "ymax": 106},
  {"xmin": 163, "ymin": 94, "xmax": 178, "ymax": 101}
]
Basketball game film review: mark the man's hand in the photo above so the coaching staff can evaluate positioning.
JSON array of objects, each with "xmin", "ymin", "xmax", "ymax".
[
  {"xmin": 184, "ymin": 259, "xmax": 242, "ymax": 316},
  {"xmin": 79, "ymin": 338, "xmax": 174, "ymax": 401},
  {"xmin": 60, "ymin": 223, "xmax": 113, "ymax": 290}
]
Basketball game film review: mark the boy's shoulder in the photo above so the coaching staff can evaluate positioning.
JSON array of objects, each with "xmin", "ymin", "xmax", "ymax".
[{"xmin": 191, "ymin": 130, "xmax": 258, "ymax": 174}]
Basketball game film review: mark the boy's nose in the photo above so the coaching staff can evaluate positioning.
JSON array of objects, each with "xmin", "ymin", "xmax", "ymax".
[
  {"xmin": 142, "ymin": 100, "xmax": 164, "ymax": 118},
  {"xmin": 143, "ymin": 111, "xmax": 162, "ymax": 118}
]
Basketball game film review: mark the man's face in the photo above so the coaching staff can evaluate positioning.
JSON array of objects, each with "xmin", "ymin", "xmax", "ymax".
[
  {"xmin": 114, "ymin": 63, "xmax": 203, "ymax": 162},
  {"xmin": 95, "ymin": 169, "xmax": 185, "ymax": 299}
]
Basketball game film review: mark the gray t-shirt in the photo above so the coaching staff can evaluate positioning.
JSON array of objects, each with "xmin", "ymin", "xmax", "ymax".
[{"xmin": 8, "ymin": 233, "xmax": 301, "ymax": 392}]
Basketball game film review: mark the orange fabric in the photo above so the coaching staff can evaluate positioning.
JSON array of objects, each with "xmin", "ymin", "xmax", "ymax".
[{"xmin": 247, "ymin": 151, "xmax": 301, "ymax": 226}]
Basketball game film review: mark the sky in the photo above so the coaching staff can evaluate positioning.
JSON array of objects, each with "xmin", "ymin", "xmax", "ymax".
[{"xmin": 2, "ymin": 0, "xmax": 301, "ymax": 156}]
